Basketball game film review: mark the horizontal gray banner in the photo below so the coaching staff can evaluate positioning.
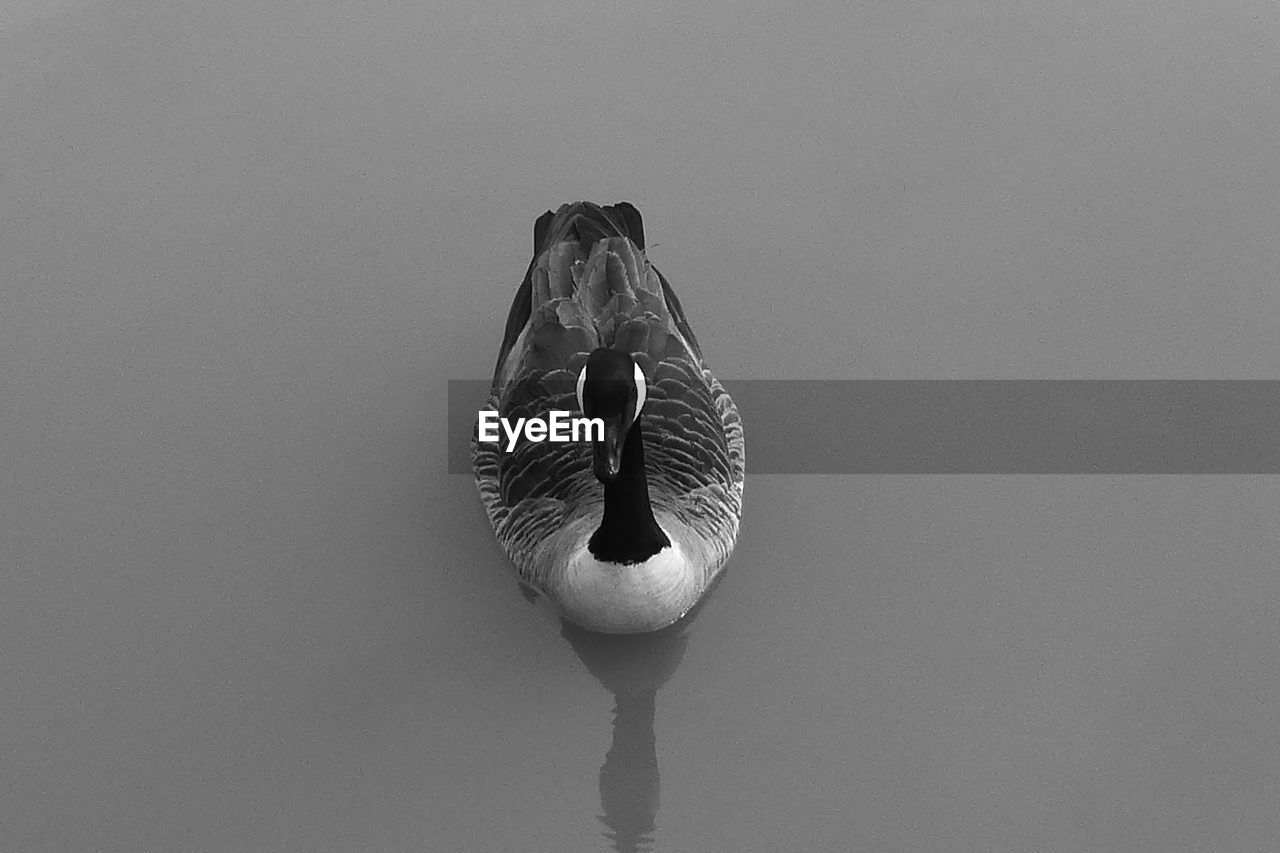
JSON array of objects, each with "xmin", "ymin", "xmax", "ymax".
[{"xmin": 449, "ymin": 380, "xmax": 1280, "ymax": 474}]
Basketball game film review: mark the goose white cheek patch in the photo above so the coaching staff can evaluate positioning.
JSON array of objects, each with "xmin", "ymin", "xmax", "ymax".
[
  {"xmin": 576, "ymin": 362, "xmax": 647, "ymax": 419},
  {"xmin": 633, "ymin": 362, "xmax": 647, "ymax": 413}
]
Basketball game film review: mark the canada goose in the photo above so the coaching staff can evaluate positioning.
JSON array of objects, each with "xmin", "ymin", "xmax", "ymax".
[{"xmin": 473, "ymin": 202, "xmax": 744, "ymax": 633}]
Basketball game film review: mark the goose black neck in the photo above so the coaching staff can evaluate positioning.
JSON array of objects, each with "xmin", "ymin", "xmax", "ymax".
[{"xmin": 590, "ymin": 422, "xmax": 670, "ymax": 564}]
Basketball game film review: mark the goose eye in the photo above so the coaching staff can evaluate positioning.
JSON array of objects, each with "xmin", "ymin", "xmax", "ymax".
[
  {"xmin": 633, "ymin": 362, "xmax": 647, "ymax": 413},
  {"xmin": 576, "ymin": 364, "xmax": 588, "ymax": 413}
]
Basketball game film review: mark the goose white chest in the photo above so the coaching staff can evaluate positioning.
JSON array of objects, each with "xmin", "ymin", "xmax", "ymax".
[{"xmin": 557, "ymin": 532, "xmax": 700, "ymax": 633}]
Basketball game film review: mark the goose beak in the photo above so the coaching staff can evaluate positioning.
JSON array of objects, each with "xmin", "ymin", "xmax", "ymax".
[{"xmin": 593, "ymin": 416, "xmax": 625, "ymax": 482}]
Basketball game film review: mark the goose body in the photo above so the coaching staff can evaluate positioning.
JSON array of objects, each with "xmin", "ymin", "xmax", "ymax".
[{"xmin": 473, "ymin": 202, "xmax": 745, "ymax": 633}]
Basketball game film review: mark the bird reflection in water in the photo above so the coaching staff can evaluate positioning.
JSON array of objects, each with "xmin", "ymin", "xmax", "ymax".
[{"xmin": 557, "ymin": 593, "xmax": 714, "ymax": 853}]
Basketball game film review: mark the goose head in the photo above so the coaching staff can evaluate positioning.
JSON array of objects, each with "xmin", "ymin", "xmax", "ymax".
[{"xmin": 576, "ymin": 348, "xmax": 648, "ymax": 482}]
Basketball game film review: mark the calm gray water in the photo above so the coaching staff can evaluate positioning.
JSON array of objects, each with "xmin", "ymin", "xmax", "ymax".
[{"xmin": 3, "ymin": 2, "xmax": 1278, "ymax": 851}]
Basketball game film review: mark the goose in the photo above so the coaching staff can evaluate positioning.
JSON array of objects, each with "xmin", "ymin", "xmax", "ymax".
[{"xmin": 473, "ymin": 201, "xmax": 745, "ymax": 634}]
